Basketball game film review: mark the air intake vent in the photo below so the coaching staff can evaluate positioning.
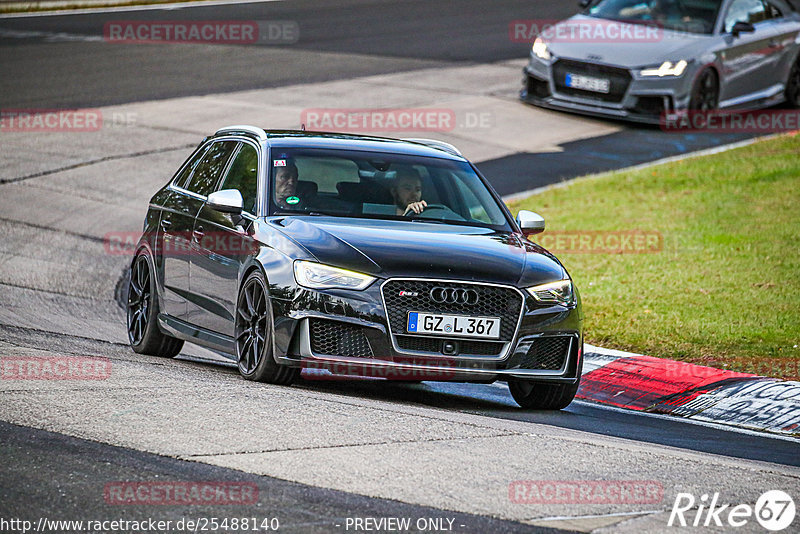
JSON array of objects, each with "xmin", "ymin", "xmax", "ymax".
[{"xmin": 309, "ymin": 319, "xmax": 373, "ymax": 359}]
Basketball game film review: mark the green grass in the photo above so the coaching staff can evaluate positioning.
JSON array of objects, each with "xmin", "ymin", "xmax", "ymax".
[{"xmin": 508, "ymin": 133, "xmax": 800, "ymax": 379}]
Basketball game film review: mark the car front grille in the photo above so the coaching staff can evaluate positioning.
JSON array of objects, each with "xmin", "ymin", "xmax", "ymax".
[
  {"xmin": 518, "ymin": 336, "xmax": 572, "ymax": 371},
  {"xmin": 309, "ymin": 319, "xmax": 374, "ymax": 359},
  {"xmin": 552, "ymin": 59, "xmax": 631, "ymax": 103},
  {"xmin": 382, "ymin": 280, "xmax": 523, "ymax": 357}
]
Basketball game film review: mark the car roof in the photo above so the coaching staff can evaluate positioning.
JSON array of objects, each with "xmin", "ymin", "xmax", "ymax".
[{"xmin": 213, "ymin": 126, "xmax": 466, "ymax": 161}]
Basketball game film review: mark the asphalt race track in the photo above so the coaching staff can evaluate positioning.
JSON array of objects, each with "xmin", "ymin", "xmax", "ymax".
[
  {"xmin": 0, "ymin": 1, "xmax": 796, "ymax": 533},
  {"xmin": 0, "ymin": 0, "xmax": 756, "ymax": 185}
]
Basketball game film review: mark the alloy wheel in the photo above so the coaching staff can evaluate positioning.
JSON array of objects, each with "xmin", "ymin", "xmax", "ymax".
[
  {"xmin": 127, "ymin": 255, "xmax": 151, "ymax": 345},
  {"xmin": 692, "ymin": 70, "xmax": 719, "ymax": 111},
  {"xmin": 235, "ymin": 276, "xmax": 269, "ymax": 375}
]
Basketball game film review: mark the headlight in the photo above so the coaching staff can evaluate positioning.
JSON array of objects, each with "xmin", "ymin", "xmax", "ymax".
[
  {"xmin": 532, "ymin": 37, "xmax": 551, "ymax": 60},
  {"xmin": 293, "ymin": 260, "xmax": 375, "ymax": 291},
  {"xmin": 526, "ymin": 279, "xmax": 574, "ymax": 306},
  {"xmin": 640, "ymin": 60, "xmax": 688, "ymax": 77}
]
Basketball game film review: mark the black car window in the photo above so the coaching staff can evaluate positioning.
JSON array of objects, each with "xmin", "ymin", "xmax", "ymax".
[
  {"xmin": 299, "ymin": 156, "xmax": 360, "ymax": 193},
  {"xmin": 764, "ymin": 0, "xmax": 783, "ymax": 18},
  {"xmin": 452, "ymin": 176, "xmax": 494, "ymax": 224},
  {"xmin": 184, "ymin": 141, "xmax": 237, "ymax": 197},
  {"xmin": 268, "ymin": 148, "xmax": 512, "ymax": 231},
  {"xmin": 724, "ymin": 0, "xmax": 767, "ymax": 31},
  {"xmin": 217, "ymin": 142, "xmax": 259, "ymax": 215},
  {"xmin": 172, "ymin": 145, "xmax": 209, "ymax": 189}
]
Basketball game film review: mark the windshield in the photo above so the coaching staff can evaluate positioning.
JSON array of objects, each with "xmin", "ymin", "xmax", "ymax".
[
  {"xmin": 267, "ymin": 147, "xmax": 511, "ymax": 231},
  {"xmin": 587, "ymin": 0, "xmax": 722, "ymax": 34}
]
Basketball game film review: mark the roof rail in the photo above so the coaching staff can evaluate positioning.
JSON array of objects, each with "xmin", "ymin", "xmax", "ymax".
[
  {"xmin": 403, "ymin": 138, "xmax": 463, "ymax": 157},
  {"xmin": 215, "ymin": 125, "xmax": 268, "ymax": 142}
]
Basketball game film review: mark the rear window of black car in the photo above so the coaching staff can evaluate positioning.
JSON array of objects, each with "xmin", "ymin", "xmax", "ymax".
[
  {"xmin": 184, "ymin": 141, "xmax": 238, "ymax": 197},
  {"xmin": 172, "ymin": 145, "xmax": 209, "ymax": 189}
]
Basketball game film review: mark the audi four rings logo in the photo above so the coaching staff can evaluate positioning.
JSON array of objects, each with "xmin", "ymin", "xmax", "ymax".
[{"xmin": 429, "ymin": 287, "xmax": 479, "ymax": 305}]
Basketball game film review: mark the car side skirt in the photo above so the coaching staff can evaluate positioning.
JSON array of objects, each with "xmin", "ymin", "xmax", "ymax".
[{"xmin": 158, "ymin": 313, "xmax": 236, "ymax": 358}]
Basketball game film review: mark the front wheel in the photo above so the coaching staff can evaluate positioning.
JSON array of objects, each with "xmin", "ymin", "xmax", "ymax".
[
  {"xmin": 235, "ymin": 270, "xmax": 298, "ymax": 385},
  {"xmin": 127, "ymin": 251, "xmax": 184, "ymax": 357},
  {"xmin": 689, "ymin": 68, "xmax": 719, "ymax": 111},
  {"xmin": 508, "ymin": 379, "xmax": 580, "ymax": 410}
]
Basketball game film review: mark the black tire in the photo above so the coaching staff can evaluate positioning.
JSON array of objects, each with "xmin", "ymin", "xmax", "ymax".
[
  {"xmin": 127, "ymin": 252, "xmax": 184, "ymax": 357},
  {"xmin": 508, "ymin": 379, "xmax": 580, "ymax": 410},
  {"xmin": 235, "ymin": 270, "xmax": 298, "ymax": 385},
  {"xmin": 785, "ymin": 55, "xmax": 800, "ymax": 108},
  {"xmin": 689, "ymin": 68, "xmax": 719, "ymax": 111}
]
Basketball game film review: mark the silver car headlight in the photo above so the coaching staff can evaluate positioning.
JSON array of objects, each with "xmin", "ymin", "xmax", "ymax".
[
  {"xmin": 640, "ymin": 60, "xmax": 688, "ymax": 77},
  {"xmin": 532, "ymin": 36, "xmax": 551, "ymax": 61},
  {"xmin": 526, "ymin": 279, "xmax": 574, "ymax": 306},
  {"xmin": 293, "ymin": 260, "xmax": 375, "ymax": 291}
]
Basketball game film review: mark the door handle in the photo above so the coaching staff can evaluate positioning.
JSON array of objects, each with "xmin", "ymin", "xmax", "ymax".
[
  {"xmin": 768, "ymin": 39, "xmax": 780, "ymax": 49},
  {"xmin": 193, "ymin": 226, "xmax": 205, "ymax": 242}
]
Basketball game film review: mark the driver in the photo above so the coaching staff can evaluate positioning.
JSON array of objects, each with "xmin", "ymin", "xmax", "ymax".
[
  {"xmin": 391, "ymin": 167, "xmax": 427, "ymax": 215},
  {"xmin": 274, "ymin": 159, "xmax": 302, "ymax": 209}
]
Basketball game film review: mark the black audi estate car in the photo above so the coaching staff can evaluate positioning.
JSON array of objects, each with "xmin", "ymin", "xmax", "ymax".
[{"xmin": 127, "ymin": 126, "xmax": 583, "ymax": 409}]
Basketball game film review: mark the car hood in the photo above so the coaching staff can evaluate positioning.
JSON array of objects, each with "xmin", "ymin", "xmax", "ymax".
[
  {"xmin": 544, "ymin": 15, "xmax": 709, "ymax": 68},
  {"xmin": 273, "ymin": 216, "xmax": 566, "ymax": 287}
]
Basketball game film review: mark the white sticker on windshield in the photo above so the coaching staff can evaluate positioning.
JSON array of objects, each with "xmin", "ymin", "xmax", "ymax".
[{"xmin": 274, "ymin": 160, "xmax": 286, "ymax": 167}]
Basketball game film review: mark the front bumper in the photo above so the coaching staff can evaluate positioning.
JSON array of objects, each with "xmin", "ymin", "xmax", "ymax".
[
  {"xmin": 520, "ymin": 57, "xmax": 696, "ymax": 125},
  {"xmin": 273, "ymin": 278, "xmax": 583, "ymax": 383}
]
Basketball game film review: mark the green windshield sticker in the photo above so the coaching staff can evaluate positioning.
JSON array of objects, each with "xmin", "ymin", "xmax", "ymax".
[{"xmin": 286, "ymin": 196, "xmax": 300, "ymax": 205}]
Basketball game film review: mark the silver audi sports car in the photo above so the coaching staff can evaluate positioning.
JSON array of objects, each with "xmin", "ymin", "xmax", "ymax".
[{"xmin": 521, "ymin": 0, "xmax": 800, "ymax": 123}]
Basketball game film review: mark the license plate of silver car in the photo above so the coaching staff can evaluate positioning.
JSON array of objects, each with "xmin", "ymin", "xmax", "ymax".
[{"xmin": 566, "ymin": 73, "xmax": 610, "ymax": 93}]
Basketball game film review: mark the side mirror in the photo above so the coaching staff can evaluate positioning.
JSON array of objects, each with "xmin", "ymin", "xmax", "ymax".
[
  {"xmin": 207, "ymin": 189, "xmax": 244, "ymax": 215},
  {"xmin": 731, "ymin": 21, "xmax": 755, "ymax": 36},
  {"xmin": 516, "ymin": 210, "xmax": 545, "ymax": 236}
]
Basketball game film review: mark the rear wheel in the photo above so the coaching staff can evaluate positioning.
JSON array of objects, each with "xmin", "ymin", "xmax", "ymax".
[
  {"xmin": 127, "ymin": 252, "xmax": 184, "ymax": 357},
  {"xmin": 786, "ymin": 55, "xmax": 800, "ymax": 108},
  {"xmin": 235, "ymin": 270, "xmax": 298, "ymax": 385},
  {"xmin": 508, "ymin": 379, "xmax": 580, "ymax": 410},
  {"xmin": 689, "ymin": 68, "xmax": 719, "ymax": 111}
]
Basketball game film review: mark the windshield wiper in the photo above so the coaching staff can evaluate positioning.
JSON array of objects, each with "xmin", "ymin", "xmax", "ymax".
[
  {"xmin": 307, "ymin": 211, "xmax": 343, "ymax": 217},
  {"xmin": 409, "ymin": 217, "xmax": 451, "ymax": 225},
  {"xmin": 272, "ymin": 210, "xmax": 341, "ymax": 217}
]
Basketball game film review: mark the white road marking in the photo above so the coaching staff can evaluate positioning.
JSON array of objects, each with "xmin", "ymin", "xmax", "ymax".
[
  {"xmin": 674, "ymin": 379, "xmax": 800, "ymax": 435},
  {"xmin": 488, "ymin": 372, "xmax": 800, "ymax": 440},
  {"xmin": 530, "ymin": 509, "xmax": 663, "ymax": 522},
  {"xmin": 0, "ymin": 28, "xmax": 103, "ymax": 41},
  {"xmin": 584, "ymin": 343, "xmax": 638, "ymax": 358},
  {"xmin": 0, "ymin": 0, "xmax": 284, "ymax": 19},
  {"xmin": 571, "ymin": 399, "xmax": 800, "ymax": 442}
]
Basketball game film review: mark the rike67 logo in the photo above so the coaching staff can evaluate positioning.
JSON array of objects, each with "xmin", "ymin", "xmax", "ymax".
[{"xmin": 669, "ymin": 490, "xmax": 795, "ymax": 531}]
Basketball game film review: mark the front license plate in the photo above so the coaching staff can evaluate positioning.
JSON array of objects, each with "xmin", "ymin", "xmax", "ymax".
[
  {"xmin": 565, "ymin": 73, "xmax": 610, "ymax": 94},
  {"xmin": 407, "ymin": 312, "xmax": 501, "ymax": 339}
]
